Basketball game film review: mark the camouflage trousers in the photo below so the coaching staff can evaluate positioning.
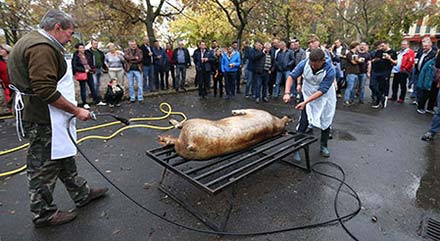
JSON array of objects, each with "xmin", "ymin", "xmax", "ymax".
[{"xmin": 23, "ymin": 121, "xmax": 90, "ymax": 224}]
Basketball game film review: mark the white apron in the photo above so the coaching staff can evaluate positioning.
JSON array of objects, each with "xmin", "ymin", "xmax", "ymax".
[
  {"xmin": 302, "ymin": 62, "xmax": 336, "ymax": 130},
  {"xmin": 48, "ymin": 57, "xmax": 78, "ymax": 159}
]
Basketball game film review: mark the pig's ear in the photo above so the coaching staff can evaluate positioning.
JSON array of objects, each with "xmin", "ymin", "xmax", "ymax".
[
  {"xmin": 157, "ymin": 135, "xmax": 177, "ymax": 146},
  {"xmin": 281, "ymin": 116, "xmax": 293, "ymax": 125}
]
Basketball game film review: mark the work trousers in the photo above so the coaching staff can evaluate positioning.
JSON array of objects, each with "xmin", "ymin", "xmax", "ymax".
[{"xmin": 23, "ymin": 122, "xmax": 89, "ymax": 225}]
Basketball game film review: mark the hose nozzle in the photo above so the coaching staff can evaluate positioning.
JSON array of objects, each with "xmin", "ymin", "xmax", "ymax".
[{"xmin": 114, "ymin": 116, "xmax": 130, "ymax": 125}]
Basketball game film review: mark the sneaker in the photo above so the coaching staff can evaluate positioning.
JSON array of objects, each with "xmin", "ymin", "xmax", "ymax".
[
  {"xmin": 371, "ymin": 103, "xmax": 382, "ymax": 109},
  {"xmin": 109, "ymin": 104, "xmax": 114, "ymax": 108},
  {"xmin": 96, "ymin": 101, "xmax": 107, "ymax": 106},
  {"xmin": 77, "ymin": 187, "xmax": 109, "ymax": 208},
  {"xmin": 421, "ymin": 132, "xmax": 435, "ymax": 141},
  {"xmin": 343, "ymin": 101, "xmax": 352, "ymax": 106},
  {"xmin": 320, "ymin": 146, "xmax": 330, "ymax": 158},
  {"xmin": 34, "ymin": 210, "xmax": 77, "ymax": 228},
  {"xmin": 397, "ymin": 99, "xmax": 404, "ymax": 104},
  {"xmin": 116, "ymin": 103, "xmax": 121, "ymax": 107},
  {"xmin": 426, "ymin": 109, "xmax": 435, "ymax": 114},
  {"xmin": 417, "ymin": 109, "xmax": 426, "ymax": 114},
  {"xmin": 411, "ymin": 100, "xmax": 418, "ymax": 105},
  {"xmin": 293, "ymin": 151, "xmax": 301, "ymax": 162},
  {"xmin": 382, "ymin": 96, "xmax": 388, "ymax": 108},
  {"xmin": 263, "ymin": 97, "xmax": 269, "ymax": 102},
  {"xmin": 83, "ymin": 104, "xmax": 90, "ymax": 110},
  {"xmin": 255, "ymin": 98, "xmax": 260, "ymax": 103},
  {"xmin": 337, "ymin": 93, "xmax": 342, "ymax": 98},
  {"xmin": 245, "ymin": 95, "xmax": 250, "ymax": 99}
]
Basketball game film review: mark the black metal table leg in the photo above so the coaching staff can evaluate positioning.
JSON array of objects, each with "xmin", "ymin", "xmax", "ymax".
[{"xmin": 303, "ymin": 145, "xmax": 311, "ymax": 173}]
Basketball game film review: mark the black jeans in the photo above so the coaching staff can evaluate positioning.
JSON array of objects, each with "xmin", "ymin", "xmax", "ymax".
[
  {"xmin": 155, "ymin": 66, "xmax": 166, "ymax": 90},
  {"xmin": 297, "ymin": 108, "xmax": 330, "ymax": 147},
  {"xmin": 418, "ymin": 82, "xmax": 439, "ymax": 111},
  {"xmin": 391, "ymin": 72, "xmax": 409, "ymax": 100},
  {"xmin": 213, "ymin": 72, "xmax": 223, "ymax": 97},
  {"xmin": 235, "ymin": 69, "xmax": 241, "ymax": 93},
  {"xmin": 269, "ymin": 69, "xmax": 276, "ymax": 96},
  {"xmin": 224, "ymin": 72, "xmax": 236, "ymax": 97},
  {"xmin": 198, "ymin": 70, "xmax": 210, "ymax": 97},
  {"xmin": 370, "ymin": 72, "xmax": 389, "ymax": 105}
]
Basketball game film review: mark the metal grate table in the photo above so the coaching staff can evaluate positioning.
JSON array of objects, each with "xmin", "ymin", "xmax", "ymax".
[{"xmin": 146, "ymin": 132, "xmax": 317, "ymax": 231}]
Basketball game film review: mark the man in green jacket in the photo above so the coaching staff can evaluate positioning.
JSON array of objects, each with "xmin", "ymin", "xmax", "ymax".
[{"xmin": 8, "ymin": 9, "xmax": 108, "ymax": 228}]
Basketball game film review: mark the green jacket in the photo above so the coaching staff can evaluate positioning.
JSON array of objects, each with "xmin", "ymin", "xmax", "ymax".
[{"xmin": 8, "ymin": 31, "xmax": 67, "ymax": 124}]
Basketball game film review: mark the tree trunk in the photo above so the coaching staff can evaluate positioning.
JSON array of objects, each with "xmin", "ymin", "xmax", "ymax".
[
  {"xmin": 236, "ymin": 26, "xmax": 244, "ymax": 48},
  {"xmin": 144, "ymin": 20, "xmax": 156, "ymax": 42}
]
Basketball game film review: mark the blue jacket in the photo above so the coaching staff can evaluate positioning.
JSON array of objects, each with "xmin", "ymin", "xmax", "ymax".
[
  {"xmin": 221, "ymin": 51, "xmax": 241, "ymax": 73},
  {"xmin": 417, "ymin": 58, "xmax": 436, "ymax": 90}
]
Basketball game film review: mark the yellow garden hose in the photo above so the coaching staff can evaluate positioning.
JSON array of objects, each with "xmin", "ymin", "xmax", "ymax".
[
  {"xmin": 0, "ymin": 115, "xmax": 14, "ymax": 120},
  {"xmin": 0, "ymin": 102, "xmax": 186, "ymax": 178}
]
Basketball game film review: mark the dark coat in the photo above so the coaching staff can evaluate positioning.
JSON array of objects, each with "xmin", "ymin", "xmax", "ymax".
[
  {"xmin": 275, "ymin": 49, "xmax": 295, "ymax": 72},
  {"xmin": 415, "ymin": 47, "xmax": 438, "ymax": 74},
  {"xmin": 193, "ymin": 48, "xmax": 215, "ymax": 72},
  {"xmin": 139, "ymin": 44, "xmax": 154, "ymax": 66},
  {"xmin": 247, "ymin": 48, "xmax": 265, "ymax": 72},
  {"xmin": 72, "ymin": 51, "xmax": 89, "ymax": 74},
  {"xmin": 85, "ymin": 48, "xmax": 107, "ymax": 71},
  {"xmin": 172, "ymin": 47, "xmax": 191, "ymax": 66}
]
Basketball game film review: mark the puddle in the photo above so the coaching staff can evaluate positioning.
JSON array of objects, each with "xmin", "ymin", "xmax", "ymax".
[
  {"xmin": 332, "ymin": 129, "xmax": 357, "ymax": 141},
  {"xmin": 416, "ymin": 143, "xmax": 440, "ymax": 210}
]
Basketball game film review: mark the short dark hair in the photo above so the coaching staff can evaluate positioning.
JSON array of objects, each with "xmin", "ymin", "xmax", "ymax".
[
  {"xmin": 232, "ymin": 41, "xmax": 238, "ymax": 45},
  {"xmin": 153, "ymin": 40, "xmax": 159, "ymax": 44},
  {"xmin": 349, "ymin": 41, "xmax": 360, "ymax": 49},
  {"xmin": 74, "ymin": 43, "xmax": 84, "ymax": 49},
  {"xmin": 309, "ymin": 49, "xmax": 325, "ymax": 62}
]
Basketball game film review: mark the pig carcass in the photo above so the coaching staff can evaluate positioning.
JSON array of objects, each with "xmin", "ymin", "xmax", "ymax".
[{"xmin": 158, "ymin": 109, "xmax": 290, "ymax": 160}]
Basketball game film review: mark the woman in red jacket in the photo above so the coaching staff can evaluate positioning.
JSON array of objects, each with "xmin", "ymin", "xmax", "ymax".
[{"xmin": 0, "ymin": 44, "xmax": 12, "ymax": 112}]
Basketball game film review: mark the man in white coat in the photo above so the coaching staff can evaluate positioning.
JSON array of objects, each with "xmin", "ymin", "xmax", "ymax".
[{"xmin": 283, "ymin": 48, "xmax": 337, "ymax": 158}]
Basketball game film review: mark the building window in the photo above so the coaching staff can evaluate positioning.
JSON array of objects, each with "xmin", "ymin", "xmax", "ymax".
[
  {"xmin": 415, "ymin": 25, "xmax": 421, "ymax": 34},
  {"xmin": 426, "ymin": 26, "xmax": 431, "ymax": 34}
]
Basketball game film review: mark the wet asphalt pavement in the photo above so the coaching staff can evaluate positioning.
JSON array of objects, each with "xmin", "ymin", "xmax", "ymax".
[{"xmin": 0, "ymin": 87, "xmax": 439, "ymax": 241}]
